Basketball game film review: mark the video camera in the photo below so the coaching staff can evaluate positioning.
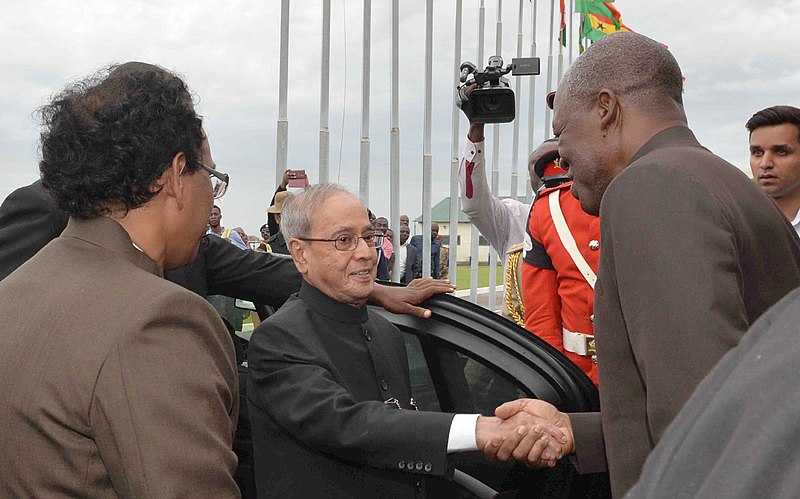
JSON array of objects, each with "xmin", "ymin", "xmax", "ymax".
[{"xmin": 457, "ymin": 56, "xmax": 540, "ymax": 124}]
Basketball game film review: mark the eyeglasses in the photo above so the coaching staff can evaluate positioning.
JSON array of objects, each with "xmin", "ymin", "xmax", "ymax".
[
  {"xmin": 298, "ymin": 232, "xmax": 384, "ymax": 251},
  {"xmin": 198, "ymin": 162, "xmax": 229, "ymax": 199}
]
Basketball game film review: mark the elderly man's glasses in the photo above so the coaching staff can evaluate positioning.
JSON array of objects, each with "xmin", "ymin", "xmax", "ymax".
[
  {"xmin": 198, "ymin": 162, "xmax": 229, "ymax": 199},
  {"xmin": 298, "ymin": 232, "xmax": 384, "ymax": 251}
]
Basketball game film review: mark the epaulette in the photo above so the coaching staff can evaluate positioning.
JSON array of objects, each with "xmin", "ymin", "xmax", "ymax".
[
  {"xmin": 506, "ymin": 242, "xmax": 525, "ymax": 255},
  {"xmin": 534, "ymin": 181, "xmax": 573, "ymax": 203}
]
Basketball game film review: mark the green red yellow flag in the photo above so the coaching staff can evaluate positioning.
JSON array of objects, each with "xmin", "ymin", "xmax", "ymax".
[
  {"xmin": 582, "ymin": 11, "xmax": 631, "ymax": 41},
  {"xmin": 559, "ymin": 0, "xmax": 567, "ymax": 47},
  {"xmin": 575, "ymin": 1, "xmax": 632, "ymax": 43}
]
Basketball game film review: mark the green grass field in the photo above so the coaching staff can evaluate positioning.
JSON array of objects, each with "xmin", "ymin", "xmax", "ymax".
[{"xmin": 453, "ymin": 263, "xmax": 504, "ymax": 290}]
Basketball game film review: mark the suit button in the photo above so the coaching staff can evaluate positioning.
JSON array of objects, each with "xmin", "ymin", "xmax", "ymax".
[
  {"xmin": 364, "ymin": 329, "xmax": 372, "ymax": 341},
  {"xmin": 424, "ymin": 462, "xmax": 432, "ymax": 472},
  {"xmin": 407, "ymin": 461, "xmax": 415, "ymax": 470},
  {"xmin": 398, "ymin": 461, "xmax": 406, "ymax": 469},
  {"xmin": 380, "ymin": 379, "xmax": 389, "ymax": 391},
  {"xmin": 590, "ymin": 314, "xmax": 594, "ymax": 324},
  {"xmin": 415, "ymin": 461, "xmax": 424, "ymax": 470},
  {"xmin": 589, "ymin": 240, "xmax": 600, "ymax": 251}
]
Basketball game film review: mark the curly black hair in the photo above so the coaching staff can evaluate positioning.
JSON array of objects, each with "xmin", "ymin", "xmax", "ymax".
[{"xmin": 38, "ymin": 62, "xmax": 204, "ymax": 218}]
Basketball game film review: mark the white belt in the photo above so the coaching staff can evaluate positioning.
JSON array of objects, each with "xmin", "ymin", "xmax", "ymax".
[{"xmin": 562, "ymin": 327, "xmax": 595, "ymax": 356}]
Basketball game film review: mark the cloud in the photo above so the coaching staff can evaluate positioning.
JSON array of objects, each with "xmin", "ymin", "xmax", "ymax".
[{"xmin": 1, "ymin": 0, "xmax": 796, "ymax": 236}]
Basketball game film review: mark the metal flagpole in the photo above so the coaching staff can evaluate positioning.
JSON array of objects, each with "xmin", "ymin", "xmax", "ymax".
[
  {"xmin": 389, "ymin": 0, "xmax": 401, "ymax": 281},
  {"xmin": 422, "ymin": 0, "xmax": 434, "ymax": 278},
  {"xmin": 510, "ymin": 0, "xmax": 524, "ymax": 201},
  {"xmin": 488, "ymin": 0, "xmax": 503, "ymax": 312},
  {"xmin": 543, "ymin": 0, "xmax": 555, "ymax": 139},
  {"xmin": 319, "ymin": 0, "xmax": 331, "ymax": 183},
  {"xmin": 568, "ymin": 0, "xmax": 574, "ymax": 65},
  {"xmin": 557, "ymin": 0, "xmax": 564, "ymax": 80},
  {"xmin": 526, "ymin": 0, "xmax": 538, "ymax": 204},
  {"xmin": 359, "ymin": 0, "xmax": 371, "ymax": 206},
  {"xmin": 276, "ymin": 0, "xmax": 290, "ymax": 186},
  {"xmin": 448, "ymin": 0, "xmax": 464, "ymax": 288},
  {"xmin": 470, "ymin": 0, "xmax": 486, "ymax": 303}
]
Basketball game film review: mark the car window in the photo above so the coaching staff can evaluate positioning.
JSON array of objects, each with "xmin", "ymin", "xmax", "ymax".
[
  {"xmin": 403, "ymin": 334, "xmax": 441, "ymax": 411},
  {"xmin": 404, "ymin": 332, "xmax": 525, "ymax": 415}
]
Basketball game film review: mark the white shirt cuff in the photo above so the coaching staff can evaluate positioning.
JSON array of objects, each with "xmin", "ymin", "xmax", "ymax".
[{"xmin": 446, "ymin": 413, "xmax": 480, "ymax": 453}]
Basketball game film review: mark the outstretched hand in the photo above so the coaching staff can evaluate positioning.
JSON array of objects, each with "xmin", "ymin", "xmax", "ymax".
[
  {"xmin": 370, "ymin": 278, "xmax": 455, "ymax": 319},
  {"xmin": 486, "ymin": 399, "xmax": 575, "ymax": 468}
]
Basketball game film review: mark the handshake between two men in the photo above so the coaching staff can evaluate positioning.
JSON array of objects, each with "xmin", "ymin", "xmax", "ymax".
[{"xmin": 476, "ymin": 398, "xmax": 574, "ymax": 468}]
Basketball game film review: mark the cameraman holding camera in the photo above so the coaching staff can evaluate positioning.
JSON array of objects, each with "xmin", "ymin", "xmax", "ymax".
[{"xmin": 458, "ymin": 79, "xmax": 601, "ymax": 385}]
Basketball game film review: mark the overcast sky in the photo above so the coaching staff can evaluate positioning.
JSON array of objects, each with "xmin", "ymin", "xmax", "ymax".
[{"xmin": 1, "ymin": 0, "xmax": 797, "ymax": 235}]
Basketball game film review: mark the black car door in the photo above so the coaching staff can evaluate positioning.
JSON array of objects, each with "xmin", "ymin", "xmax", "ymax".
[{"xmin": 369, "ymin": 293, "xmax": 610, "ymax": 498}]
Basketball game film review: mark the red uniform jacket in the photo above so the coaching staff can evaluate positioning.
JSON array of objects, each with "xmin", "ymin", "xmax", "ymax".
[{"xmin": 522, "ymin": 182, "xmax": 601, "ymax": 385}]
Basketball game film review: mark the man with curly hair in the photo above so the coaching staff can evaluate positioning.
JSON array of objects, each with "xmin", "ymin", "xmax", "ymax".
[{"xmin": 0, "ymin": 62, "xmax": 241, "ymax": 497}]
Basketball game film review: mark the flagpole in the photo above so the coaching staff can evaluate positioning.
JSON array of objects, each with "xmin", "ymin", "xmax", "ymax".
[
  {"xmin": 511, "ymin": 0, "xmax": 524, "ymax": 201},
  {"xmin": 275, "ymin": 0, "xmax": 290, "ymax": 186},
  {"xmin": 543, "ymin": 0, "xmax": 555, "ymax": 139},
  {"xmin": 557, "ymin": 1, "xmax": 564, "ymax": 81},
  {"xmin": 389, "ymin": 0, "xmax": 401, "ymax": 281},
  {"xmin": 526, "ymin": 0, "xmax": 538, "ymax": 204},
  {"xmin": 568, "ymin": 0, "xmax": 574, "ymax": 64},
  {"xmin": 421, "ymin": 0, "xmax": 433, "ymax": 278},
  {"xmin": 319, "ymin": 0, "xmax": 331, "ymax": 183},
  {"xmin": 488, "ymin": 0, "xmax": 503, "ymax": 312},
  {"xmin": 359, "ymin": 0, "xmax": 371, "ymax": 206},
  {"xmin": 470, "ymin": 0, "xmax": 486, "ymax": 303},
  {"xmin": 448, "ymin": 0, "xmax": 463, "ymax": 287}
]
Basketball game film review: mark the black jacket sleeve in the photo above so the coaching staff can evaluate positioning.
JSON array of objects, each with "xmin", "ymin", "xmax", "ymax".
[
  {"xmin": 0, "ymin": 181, "xmax": 69, "ymax": 281},
  {"xmin": 202, "ymin": 235, "xmax": 302, "ymax": 306}
]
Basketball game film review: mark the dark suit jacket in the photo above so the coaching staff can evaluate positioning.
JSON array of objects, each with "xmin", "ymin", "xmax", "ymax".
[
  {"xmin": 0, "ymin": 217, "xmax": 239, "ymax": 498},
  {"xmin": 0, "ymin": 181, "xmax": 302, "ymax": 306},
  {"xmin": 0, "ymin": 180, "xmax": 68, "ymax": 281},
  {"xmin": 264, "ymin": 232, "xmax": 289, "ymax": 255},
  {"xmin": 402, "ymin": 243, "xmax": 420, "ymax": 284},
  {"xmin": 409, "ymin": 235, "xmax": 440, "ymax": 279},
  {"xmin": 247, "ymin": 281, "xmax": 455, "ymax": 498},
  {"xmin": 569, "ymin": 127, "xmax": 800, "ymax": 496},
  {"xmin": 628, "ymin": 286, "xmax": 800, "ymax": 498}
]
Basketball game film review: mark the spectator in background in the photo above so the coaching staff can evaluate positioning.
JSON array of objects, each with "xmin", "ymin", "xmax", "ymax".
[
  {"xmin": 208, "ymin": 206, "xmax": 250, "ymax": 332},
  {"xmin": 437, "ymin": 234, "xmax": 449, "ymax": 280},
  {"xmin": 375, "ymin": 217, "xmax": 394, "ymax": 279},
  {"xmin": 410, "ymin": 222, "xmax": 441, "ymax": 279},
  {"xmin": 400, "ymin": 214, "xmax": 410, "ymax": 227},
  {"xmin": 256, "ymin": 224, "xmax": 271, "ymax": 252},
  {"xmin": 384, "ymin": 228, "xmax": 395, "ymax": 273},
  {"xmin": 265, "ymin": 192, "xmax": 291, "ymax": 255},
  {"xmin": 369, "ymin": 212, "xmax": 390, "ymax": 280},
  {"xmin": 397, "ymin": 224, "xmax": 419, "ymax": 284},
  {"xmin": 208, "ymin": 204, "xmax": 248, "ymax": 250},
  {"xmin": 233, "ymin": 227, "xmax": 249, "ymax": 247},
  {"xmin": 268, "ymin": 169, "xmax": 309, "ymax": 237}
]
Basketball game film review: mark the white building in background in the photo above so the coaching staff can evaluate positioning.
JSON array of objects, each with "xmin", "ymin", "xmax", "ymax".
[{"xmin": 413, "ymin": 196, "xmax": 528, "ymax": 264}]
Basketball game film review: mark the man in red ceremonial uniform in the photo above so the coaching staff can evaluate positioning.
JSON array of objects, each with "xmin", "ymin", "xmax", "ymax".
[{"xmin": 521, "ymin": 139, "xmax": 601, "ymax": 386}]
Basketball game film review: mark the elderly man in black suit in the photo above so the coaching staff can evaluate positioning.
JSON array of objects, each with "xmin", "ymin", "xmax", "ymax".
[
  {"xmin": 246, "ymin": 184, "xmax": 566, "ymax": 498},
  {"xmin": 490, "ymin": 32, "xmax": 800, "ymax": 496}
]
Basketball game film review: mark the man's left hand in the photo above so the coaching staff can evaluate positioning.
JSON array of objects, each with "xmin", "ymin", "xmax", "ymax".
[{"xmin": 371, "ymin": 278, "xmax": 455, "ymax": 318}]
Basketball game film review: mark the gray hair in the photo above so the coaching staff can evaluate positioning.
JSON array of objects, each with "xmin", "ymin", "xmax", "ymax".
[
  {"xmin": 560, "ymin": 32, "xmax": 684, "ymax": 113},
  {"xmin": 280, "ymin": 183, "xmax": 363, "ymax": 241}
]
